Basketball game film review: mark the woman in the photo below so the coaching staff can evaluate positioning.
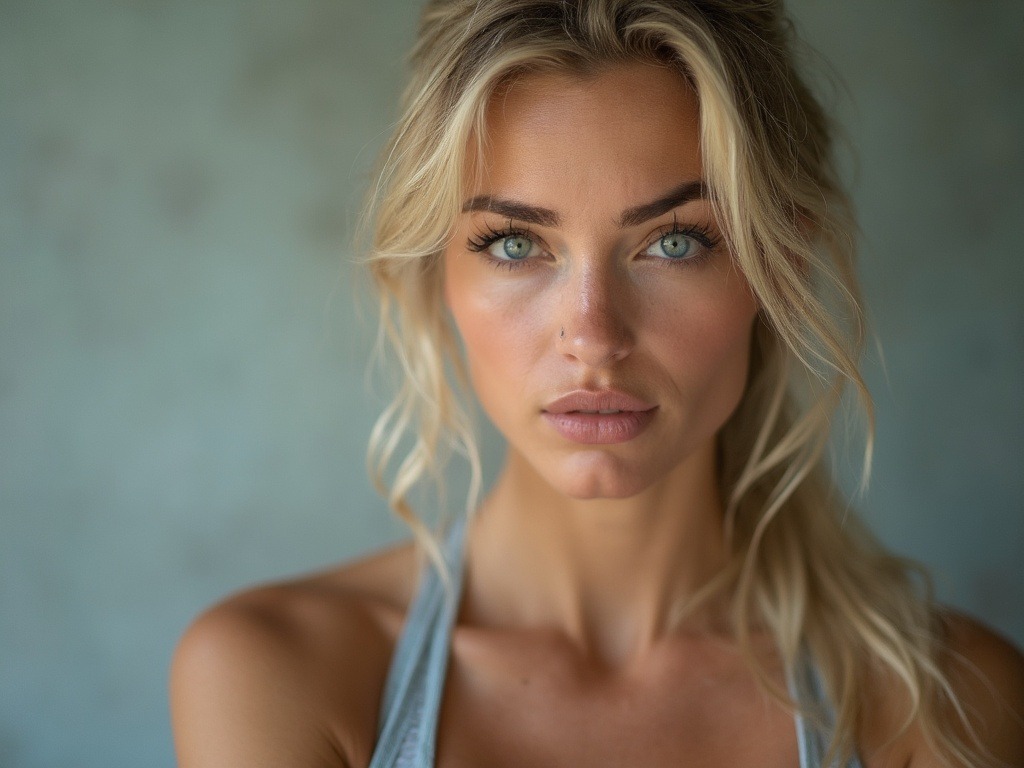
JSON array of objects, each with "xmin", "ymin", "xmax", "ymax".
[{"xmin": 170, "ymin": 1, "xmax": 1024, "ymax": 766}]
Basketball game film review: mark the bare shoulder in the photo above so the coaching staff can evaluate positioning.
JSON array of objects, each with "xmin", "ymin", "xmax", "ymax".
[
  {"xmin": 938, "ymin": 611, "xmax": 1024, "ymax": 763},
  {"xmin": 170, "ymin": 540, "xmax": 420, "ymax": 768},
  {"xmin": 859, "ymin": 611, "xmax": 1024, "ymax": 768}
]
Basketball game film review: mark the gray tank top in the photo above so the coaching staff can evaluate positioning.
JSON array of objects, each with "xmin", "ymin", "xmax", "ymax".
[{"xmin": 368, "ymin": 516, "xmax": 863, "ymax": 768}]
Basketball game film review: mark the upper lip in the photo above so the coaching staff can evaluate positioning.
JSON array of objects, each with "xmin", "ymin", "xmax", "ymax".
[{"xmin": 542, "ymin": 389, "xmax": 656, "ymax": 415}]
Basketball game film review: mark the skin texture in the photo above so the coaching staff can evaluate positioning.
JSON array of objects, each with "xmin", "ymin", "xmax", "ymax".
[
  {"xmin": 170, "ymin": 64, "xmax": 1024, "ymax": 768},
  {"xmin": 445, "ymin": 64, "xmax": 757, "ymax": 505}
]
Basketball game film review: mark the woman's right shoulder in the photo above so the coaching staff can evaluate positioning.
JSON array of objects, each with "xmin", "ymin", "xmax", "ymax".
[{"xmin": 170, "ymin": 539, "xmax": 421, "ymax": 768}]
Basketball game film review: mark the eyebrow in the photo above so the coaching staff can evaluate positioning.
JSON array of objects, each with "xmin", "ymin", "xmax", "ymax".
[
  {"xmin": 618, "ymin": 180, "xmax": 708, "ymax": 228},
  {"xmin": 460, "ymin": 196, "xmax": 560, "ymax": 227},
  {"xmin": 460, "ymin": 179, "xmax": 708, "ymax": 229}
]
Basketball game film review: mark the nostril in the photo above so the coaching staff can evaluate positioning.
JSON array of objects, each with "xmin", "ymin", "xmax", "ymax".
[{"xmin": 557, "ymin": 314, "xmax": 633, "ymax": 367}]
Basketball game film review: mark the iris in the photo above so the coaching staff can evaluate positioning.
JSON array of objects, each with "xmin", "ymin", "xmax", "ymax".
[
  {"xmin": 502, "ymin": 235, "xmax": 532, "ymax": 259},
  {"xmin": 658, "ymin": 233, "xmax": 693, "ymax": 259}
]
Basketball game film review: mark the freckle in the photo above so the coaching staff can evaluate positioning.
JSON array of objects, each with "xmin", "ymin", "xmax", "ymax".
[{"xmin": 520, "ymin": 676, "xmax": 530, "ymax": 686}]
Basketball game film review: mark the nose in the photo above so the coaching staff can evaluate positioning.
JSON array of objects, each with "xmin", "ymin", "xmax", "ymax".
[{"xmin": 557, "ymin": 261, "xmax": 634, "ymax": 368}]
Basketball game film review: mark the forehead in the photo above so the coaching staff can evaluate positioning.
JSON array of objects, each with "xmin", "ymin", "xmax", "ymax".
[{"xmin": 469, "ymin": 62, "xmax": 704, "ymax": 209}]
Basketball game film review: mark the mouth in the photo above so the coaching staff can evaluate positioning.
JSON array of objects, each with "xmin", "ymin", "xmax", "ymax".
[
  {"xmin": 542, "ymin": 390, "xmax": 656, "ymax": 416},
  {"xmin": 541, "ymin": 390, "xmax": 657, "ymax": 445}
]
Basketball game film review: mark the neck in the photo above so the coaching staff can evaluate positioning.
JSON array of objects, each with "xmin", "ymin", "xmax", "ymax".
[{"xmin": 463, "ymin": 444, "xmax": 731, "ymax": 667}]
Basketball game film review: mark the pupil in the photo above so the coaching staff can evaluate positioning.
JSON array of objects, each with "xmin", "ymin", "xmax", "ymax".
[{"xmin": 662, "ymin": 234, "xmax": 690, "ymax": 258}]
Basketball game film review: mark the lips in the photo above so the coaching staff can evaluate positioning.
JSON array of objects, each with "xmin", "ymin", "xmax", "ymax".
[{"xmin": 541, "ymin": 390, "xmax": 657, "ymax": 444}]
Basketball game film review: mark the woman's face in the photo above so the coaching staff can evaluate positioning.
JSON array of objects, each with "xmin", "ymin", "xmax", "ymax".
[{"xmin": 443, "ymin": 62, "xmax": 758, "ymax": 500}]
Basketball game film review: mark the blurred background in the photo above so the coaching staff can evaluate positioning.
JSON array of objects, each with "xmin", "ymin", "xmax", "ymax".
[{"xmin": 2, "ymin": 1, "xmax": 1021, "ymax": 765}]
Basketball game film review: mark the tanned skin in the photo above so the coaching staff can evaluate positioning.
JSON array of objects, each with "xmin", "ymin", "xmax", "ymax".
[{"xmin": 171, "ymin": 64, "xmax": 1024, "ymax": 768}]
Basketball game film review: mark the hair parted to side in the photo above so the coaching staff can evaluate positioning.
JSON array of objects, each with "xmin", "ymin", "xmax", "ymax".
[{"xmin": 361, "ymin": 1, "xmax": 988, "ymax": 765}]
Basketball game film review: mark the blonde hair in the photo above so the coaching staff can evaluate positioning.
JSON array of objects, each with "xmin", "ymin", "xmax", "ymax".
[{"xmin": 362, "ymin": 1, "xmax": 986, "ymax": 764}]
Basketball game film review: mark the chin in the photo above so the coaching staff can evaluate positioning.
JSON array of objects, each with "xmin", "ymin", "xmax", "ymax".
[{"xmin": 544, "ymin": 454, "xmax": 654, "ymax": 500}]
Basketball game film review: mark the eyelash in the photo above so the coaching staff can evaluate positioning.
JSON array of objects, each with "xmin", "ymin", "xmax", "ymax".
[
  {"xmin": 647, "ymin": 221, "xmax": 720, "ymax": 267},
  {"xmin": 465, "ymin": 221, "xmax": 721, "ymax": 271},
  {"xmin": 467, "ymin": 224, "xmax": 531, "ymax": 251},
  {"xmin": 466, "ymin": 223, "xmax": 542, "ymax": 271}
]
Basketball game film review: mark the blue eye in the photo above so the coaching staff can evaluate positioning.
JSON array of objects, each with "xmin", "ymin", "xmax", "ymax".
[
  {"xmin": 489, "ymin": 234, "xmax": 536, "ymax": 261},
  {"xmin": 647, "ymin": 232, "xmax": 696, "ymax": 260}
]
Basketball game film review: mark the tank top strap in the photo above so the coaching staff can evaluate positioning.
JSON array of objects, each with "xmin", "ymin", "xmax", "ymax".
[
  {"xmin": 369, "ymin": 518, "xmax": 862, "ymax": 768},
  {"xmin": 789, "ymin": 651, "xmax": 864, "ymax": 768},
  {"xmin": 369, "ymin": 516, "xmax": 468, "ymax": 768}
]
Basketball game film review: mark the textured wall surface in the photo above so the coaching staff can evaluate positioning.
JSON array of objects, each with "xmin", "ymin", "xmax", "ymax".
[{"xmin": 2, "ymin": 1, "xmax": 1021, "ymax": 766}]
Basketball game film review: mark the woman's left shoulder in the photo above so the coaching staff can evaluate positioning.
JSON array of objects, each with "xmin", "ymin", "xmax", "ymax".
[
  {"xmin": 941, "ymin": 610, "xmax": 1024, "ymax": 721},
  {"xmin": 942, "ymin": 610, "xmax": 1024, "ymax": 672},
  {"xmin": 862, "ymin": 611, "xmax": 1024, "ymax": 768},
  {"xmin": 931, "ymin": 610, "xmax": 1024, "ymax": 766}
]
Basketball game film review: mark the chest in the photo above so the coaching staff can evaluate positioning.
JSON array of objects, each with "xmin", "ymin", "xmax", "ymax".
[{"xmin": 432, "ymin": 631, "xmax": 801, "ymax": 768}]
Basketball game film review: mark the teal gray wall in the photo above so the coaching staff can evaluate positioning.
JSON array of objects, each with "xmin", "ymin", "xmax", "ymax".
[{"xmin": 2, "ymin": 1, "xmax": 1021, "ymax": 765}]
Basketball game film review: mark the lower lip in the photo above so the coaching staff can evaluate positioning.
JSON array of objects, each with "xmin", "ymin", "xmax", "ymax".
[{"xmin": 542, "ymin": 409, "xmax": 656, "ymax": 445}]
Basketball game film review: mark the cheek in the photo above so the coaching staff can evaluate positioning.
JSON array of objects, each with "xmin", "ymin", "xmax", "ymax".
[
  {"xmin": 444, "ymin": 254, "xmax": 548, "ymax": 404},
  {"xmin": 648, "ymin": 274, "xmax": 758, "ymax": 410}
]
